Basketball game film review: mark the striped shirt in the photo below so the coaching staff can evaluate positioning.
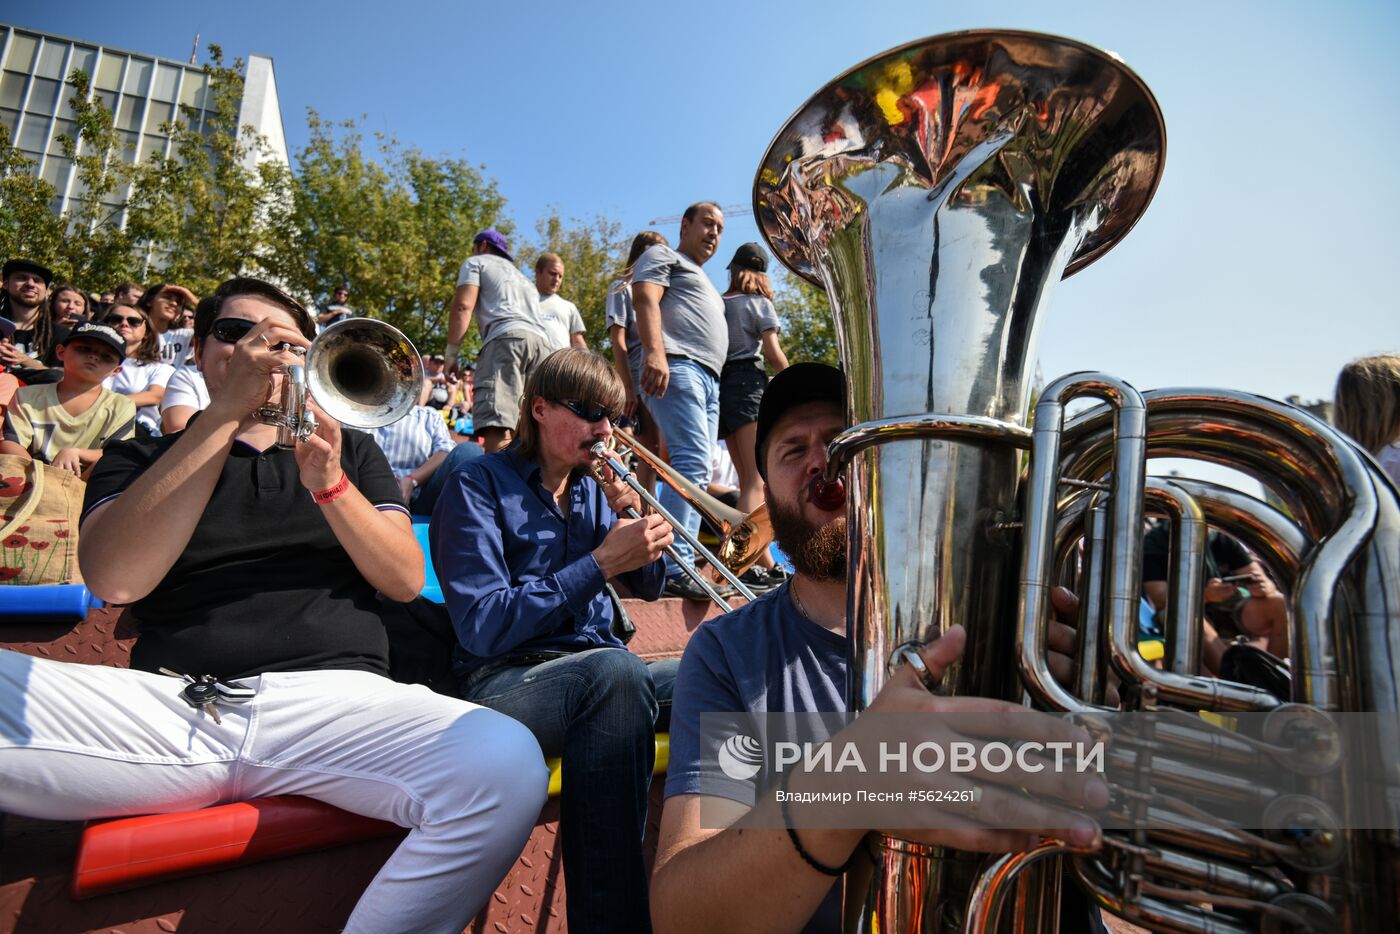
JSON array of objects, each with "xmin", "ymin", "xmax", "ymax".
[{"xmin": 370, "ymin": 405, "xmax": 455, "ymax": 477}]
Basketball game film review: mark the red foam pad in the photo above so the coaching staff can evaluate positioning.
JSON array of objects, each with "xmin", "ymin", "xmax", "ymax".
[{"xmin": 71, "ymin": 795, "xmax": 402, "ymax": 898}]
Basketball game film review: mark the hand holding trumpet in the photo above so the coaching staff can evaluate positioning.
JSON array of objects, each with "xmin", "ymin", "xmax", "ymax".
[{"xmin": 205, "ymin": 317, "xmax": 311, "ymax": 427}]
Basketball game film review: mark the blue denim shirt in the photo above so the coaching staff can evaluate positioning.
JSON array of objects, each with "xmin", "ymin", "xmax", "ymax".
[{"xmin": 430, "ymin": 447, "xmax": 666, "ymax": 677}]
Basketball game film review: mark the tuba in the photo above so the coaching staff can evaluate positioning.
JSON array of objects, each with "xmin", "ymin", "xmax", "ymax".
[
  {"xmin": 753, "ymin": 29, "xmax": 1400, "ymax": 933},
  {"xmin": 257, "ymin": 317, "xmax": 424, "ymax": 447}
]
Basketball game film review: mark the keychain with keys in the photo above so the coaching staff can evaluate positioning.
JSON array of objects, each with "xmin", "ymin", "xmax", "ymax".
[
  {"xmin": 181, "ymin": 676, "xmax": 223, "ymax": 724},
  {"xmin": 160, "ymin": 669, "xmax": 255, "ymax": 724}
]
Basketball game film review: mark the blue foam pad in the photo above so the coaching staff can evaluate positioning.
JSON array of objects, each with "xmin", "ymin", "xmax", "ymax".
[
  {"xmin": 0, "ymin": 584, "xmax": 103, "ymax": 619},
  {"xmin": 412, "ymin": 519, "xmax": 444, "ymax": 604}
]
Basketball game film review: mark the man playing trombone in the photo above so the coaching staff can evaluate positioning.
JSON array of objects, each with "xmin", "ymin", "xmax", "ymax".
[{"xmin": 430, "ymin": 347, "xmax": 676, "ymax": 934}]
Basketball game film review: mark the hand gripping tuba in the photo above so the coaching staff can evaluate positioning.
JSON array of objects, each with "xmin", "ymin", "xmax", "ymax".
[{"xmin": 754, "ymin": 28, "xmax": 1400, "ymax": 934}]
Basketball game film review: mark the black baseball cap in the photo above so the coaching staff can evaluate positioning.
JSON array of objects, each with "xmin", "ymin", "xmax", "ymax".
[
  {"xmin": 755, "ymin": 362, "xmax": 845, "ymax": 480},
  {"xmin": 60, "ymin": 322, "xmax": 126, "ymax": 360},
  {"xmin": 2, "ymin": 259, "xmax": 54, "ymax": 285},
  {"xmin": 727, "ymin": 242, "xmax": 769, "ymax": 273}
]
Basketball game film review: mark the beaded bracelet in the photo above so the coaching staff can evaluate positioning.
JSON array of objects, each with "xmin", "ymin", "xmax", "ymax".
[
  {"xmin": 779, "ymin": 773, "xmax": 860, "ymax": 877},
  {"xmin": 312, "ymin": 472, "xmax": 350, "ymax": 505}
]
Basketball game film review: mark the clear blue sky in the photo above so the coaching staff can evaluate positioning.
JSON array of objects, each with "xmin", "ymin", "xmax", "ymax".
[{"xmin": 7, "ymin": 0, "xmax": 1398, "ymax": 404}]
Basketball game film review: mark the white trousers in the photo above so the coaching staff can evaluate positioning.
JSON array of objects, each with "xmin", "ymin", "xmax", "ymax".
[{"xmin": 0, "ymin": 649, "xmax": 549, "ymax": 934}]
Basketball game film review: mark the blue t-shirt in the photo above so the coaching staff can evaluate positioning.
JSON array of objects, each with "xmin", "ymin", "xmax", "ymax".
[
  {"xmin": 667, "ymin": 581, "xmax": 847, "ymax": 933},
  {"xmin": 668, "ymin": 581, "xmax": 847, "ymax": 800},
  {"xmin": 666, "ymin": 581, "xmax": 1106, "ymax": 934}
]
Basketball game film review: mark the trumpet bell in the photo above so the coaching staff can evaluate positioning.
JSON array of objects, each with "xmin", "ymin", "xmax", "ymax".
[{"xmin": 307, "ymin": 318, "xmax": 425, "ymax": 429}]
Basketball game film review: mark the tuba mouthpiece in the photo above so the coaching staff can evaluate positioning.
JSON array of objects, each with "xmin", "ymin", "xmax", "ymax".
[{"xmin": 808, "ymin": 475, "xmax": 846, "ymax": 511}]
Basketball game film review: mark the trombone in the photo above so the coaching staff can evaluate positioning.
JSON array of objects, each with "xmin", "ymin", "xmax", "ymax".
[
  {"xmin": 609, "ymin": 427, "xmax": 774, "ymax": 576},
  {"xmin": 590, "ymin": 442, "xmax": 757, "ymax": 611}
]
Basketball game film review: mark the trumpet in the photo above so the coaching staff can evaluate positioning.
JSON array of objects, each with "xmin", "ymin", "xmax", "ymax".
[
  {"xmin": 256, "ymin": 317, "xmax": 424, "ymax": 447},
  {"xmin": 590, "ymin": 441, "xmax": 757, "ymax": 612},
  {"xmin": 609, "ymin": 427, "xmax": 775, "ymax": 576}
]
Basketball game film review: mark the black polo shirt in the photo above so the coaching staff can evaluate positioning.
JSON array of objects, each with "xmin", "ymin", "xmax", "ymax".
[{"xmin": 82, "ymin": 421, "xmax": 409, "ymax": 680}]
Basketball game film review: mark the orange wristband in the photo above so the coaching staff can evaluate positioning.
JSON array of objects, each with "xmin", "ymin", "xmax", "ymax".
[{"xmin": 312, "ymin": 472, "xmax": 350, "ymax": 505}]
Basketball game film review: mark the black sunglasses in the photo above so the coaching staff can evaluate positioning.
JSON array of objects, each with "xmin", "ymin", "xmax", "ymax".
[
  {"xmin": 104, "ymin": 314, "xmax": 144, "ymax": 327},
  {"xmin": 557, "ymin": 399, "xmax": 619, "ymax": 424},
  {"xmin": 210, "ymin": 317, "xmax": 258, "ymax": 344}
]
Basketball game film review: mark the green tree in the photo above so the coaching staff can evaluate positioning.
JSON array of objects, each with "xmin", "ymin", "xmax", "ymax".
[
  {"xmin": 144, "ymin": 45, "xmax": 292, "ymax": 295},
  {"xmin": 773, "ymin": 275, "xmax": 838, "ymax": 366},
  {"xmin": 519, "ymin": 211, "xmax": 629, "ymax": 352},
  {"xmin": 33, "ymin": 68, "xmax": 151, "ymax": 287},
  {"xmin": 264, "ymin": 112, "xmax": 509, "ymax": 353},
  {"xmin": 0, "ymin": 130, "xmax": 64, "ymax": 269}
]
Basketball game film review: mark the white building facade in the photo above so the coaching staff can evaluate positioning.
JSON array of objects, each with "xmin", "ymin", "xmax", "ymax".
[{"xmin": 0, "ymin": 24, "xmax": 288, "ymax": 225}]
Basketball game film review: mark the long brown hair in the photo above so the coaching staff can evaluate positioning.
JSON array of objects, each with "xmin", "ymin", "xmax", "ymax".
[
  {"xmin": 102, "ymin": 303, "xmax": 161, "ymax": 364},
  {"xmin": 48, "ymin": 283, "xmax": 88, "ymax": 325},
  {"xmin": 615, "ymin": 231, "xmax": 668, "ymax": 286},
  {"xmin": 1334, "ymin": 354, "xmax": 1400, "ymax": 454},
  {"xmin": 24, "ymin": 297, "xmax": 54, "ymax": 361},
  {"xmin": 725, "ymin": 268, "xmax": 774, "ymax": 301},
  {"xmin": 513, "ymin": 349, "xmax": 625, "ymax": 461}
]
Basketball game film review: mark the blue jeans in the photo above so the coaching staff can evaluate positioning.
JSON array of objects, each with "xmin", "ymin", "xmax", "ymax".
[
  {"xmin": 414, "ymin": 440, "xmax": 484, "ymax": 516},
  {"xmin": 642, "ymin": 358, "xmax": 719, "ymax": 579},
  {"xmin": 459, "ymin": 649, "xmax": 677, "ymax": 934}
]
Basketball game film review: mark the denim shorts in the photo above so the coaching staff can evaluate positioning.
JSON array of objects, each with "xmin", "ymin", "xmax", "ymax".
[{"xmin": 718, "ymin": 359, "xmax": 766, "ymax": 438}]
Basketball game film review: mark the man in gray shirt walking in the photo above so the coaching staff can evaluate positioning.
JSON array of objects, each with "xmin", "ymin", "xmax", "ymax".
[
  {"xmin": 445, "ymin": 229, "xmax": 552, "ymax": 453},
  {"xmin": 632, "ymin": 202, "xmax": 729, "ymax": 599}
]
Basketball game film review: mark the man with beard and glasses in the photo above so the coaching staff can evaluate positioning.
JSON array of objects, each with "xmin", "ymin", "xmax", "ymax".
[
  {"xmin": 431, "ymin": 347, "xmax": 677, "ymax": 934},
  {"xmin": 652, "ymin": 363, "xmax": 1110, "ymax": 934}
]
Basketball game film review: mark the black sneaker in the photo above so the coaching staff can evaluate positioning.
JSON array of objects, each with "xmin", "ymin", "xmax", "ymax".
[
  {"xmin": 739, "ymin": 566, "xmax": 788, "ymax": 594},
  {"xmin": 665, "ymin": 574, "xmax": 719, "ymax": 602}
]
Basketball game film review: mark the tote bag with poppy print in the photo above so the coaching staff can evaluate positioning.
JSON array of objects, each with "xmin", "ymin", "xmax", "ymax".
[{"xmin": 0, "ymin": 454, "xmax": 84, "ymax": 585}]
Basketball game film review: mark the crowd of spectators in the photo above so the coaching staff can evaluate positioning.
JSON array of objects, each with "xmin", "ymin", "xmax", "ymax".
[{"xmin": 0, "ymin": 214, "xmax": 794, "ymax": 598}]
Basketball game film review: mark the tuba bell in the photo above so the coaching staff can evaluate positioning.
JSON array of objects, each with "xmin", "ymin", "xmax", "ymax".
[
  {"xmin": 754, "ymin": 28, "xmax": 1400, "ymax": 934},
  {"xmin": 257, "ymin": 317, "xmax": 425, "ymax": 447}
]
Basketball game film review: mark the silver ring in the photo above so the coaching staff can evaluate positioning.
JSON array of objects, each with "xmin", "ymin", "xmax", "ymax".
[{"xmin": 900, "ymin": 647, "xmax": 939, "ymax": 694}]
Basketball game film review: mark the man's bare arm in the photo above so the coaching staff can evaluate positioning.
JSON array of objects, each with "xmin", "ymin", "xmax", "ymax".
[
  {"xmin": 652, "ymin": 794, "xmax": 860, "ymax": 934},
  {"xmin": 80, "ymin": 406, "xmax": 243, "ymax": 604},
  {"xmin": 82, "ymin": 318, "xmax": 309, "ymax": 604},
  {"xmin": 444, "ymin": 284, "xmax": 478, "ymax": 377},
  {"xmin": 632, "ymin": 281, "xmax": 669, "ymax": 398}
]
